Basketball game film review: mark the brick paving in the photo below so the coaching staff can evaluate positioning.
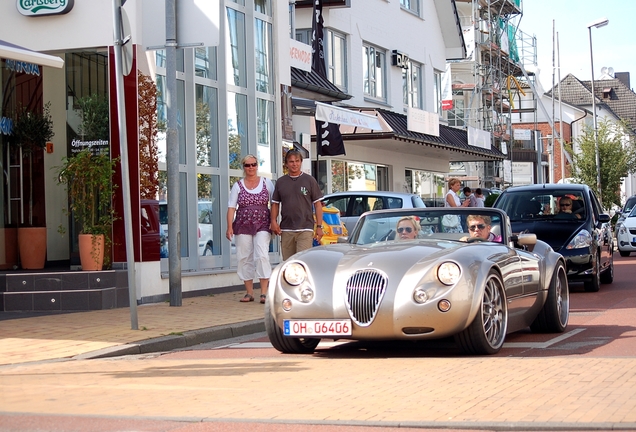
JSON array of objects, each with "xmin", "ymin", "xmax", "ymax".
[{"xmin": 2, "ymin": 272, "xmax": 636, "ymax": 430}]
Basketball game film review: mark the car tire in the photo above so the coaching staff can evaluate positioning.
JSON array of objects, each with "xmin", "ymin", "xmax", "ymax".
[
  {"xmin": 264, "ymin": 298, "xmax": 320, "ymax": 354},
  {"xmin": 530, "ymin": 261, "xmax": 569, "ymax": 333},
  {"xmin": 619, "ymin": 250, "xmax": 630, "ymax": 257},
  {"xmin": 600, "ymin": 249, "xmax": 614, "ymax": 284},
  {"xmin": 455, "ymin": 270, "xmax": 508, "ymax": 355},
  {"xmin": 584, "ymin": 254, "xmax": 601, "ymax": 292}
]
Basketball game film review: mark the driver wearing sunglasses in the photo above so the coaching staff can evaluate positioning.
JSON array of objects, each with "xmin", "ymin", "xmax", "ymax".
[
  {"xmin": 466, "ymin": 214, "xmax": 501, "ymax": 242},
  {"xmin": 396, "ymin": 216, "xmax": 421, "ymax": 241}
]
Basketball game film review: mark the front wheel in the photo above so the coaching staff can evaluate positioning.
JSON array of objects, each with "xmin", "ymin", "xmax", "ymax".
[
  {"xmin": 264, "ymin": 299, "xmax": 320, "ymax": 354},
  {"xmin": 584, "ymin": 254, "xmax": 601, "ymax": 292},
  {"xmin": 600, "ymin": 249, "xmax": 614, "ymax": 284},
  {"xmin": 455, "ymin": 270, "xmax": 508, "ymax": 355},
  {"xmin": 619, "ymin": 250, "xmax": 631, "ymax": 257},
  {"xmin": 531, "ymin": 261, "xmax": 569, "ymax": 333}
]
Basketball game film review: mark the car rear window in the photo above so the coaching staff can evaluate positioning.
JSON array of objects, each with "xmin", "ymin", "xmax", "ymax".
[{"xmin": 624, "ymin": 196, "xmax": 636, "ymax": 213}]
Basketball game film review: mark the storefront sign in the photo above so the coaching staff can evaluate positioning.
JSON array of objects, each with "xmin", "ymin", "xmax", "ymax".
[
  {"xmin": 315, "ymin": 102, "xmax": 382, "ymax": 130},
  {"xmin": 289, "ymin": 39, "xmax": 312, "ymax": 72},
  {"xmin": 0, "ymin": 117, "xmax": 14, "ymax": 136},
  {"xmin": 407, "ymin": 106, "xmax": 439, "ymax": 137},
  {"xmin": 70, "ymin": 138, "xmax": 109, "ymax": 154},
  {"xmin": 5, "ymin": 59, "xmax": 40, "ymax": 76},
  {"xmin": 17, "ymin": 0, "xmax": 74, "ymax": 17},
  {"xmin": 391, "ymin": 50, "xmax": 409, "ymax": 69}
]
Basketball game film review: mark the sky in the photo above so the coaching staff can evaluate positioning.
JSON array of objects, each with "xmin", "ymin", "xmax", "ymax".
[{"xmin": 518, "ymin": 0, "xmax": 636, "ymax": 91}]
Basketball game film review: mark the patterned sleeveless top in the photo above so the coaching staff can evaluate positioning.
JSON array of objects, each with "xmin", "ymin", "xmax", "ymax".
[{"xmin": 232, "ymin": 178, "xmax": 271, "ymax": 236}]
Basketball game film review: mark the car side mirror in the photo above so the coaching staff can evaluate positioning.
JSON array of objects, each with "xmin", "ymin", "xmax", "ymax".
[
  {"xmin": 337, "ymin": 236, "xmax": 349, "ymax": 243},
  {"xmin": 598, "ymin": 213, "xmax": 611, "ymax": 223}
]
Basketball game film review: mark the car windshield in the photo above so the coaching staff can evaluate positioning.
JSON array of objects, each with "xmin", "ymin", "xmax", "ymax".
[
  {"xmin": 349, "ymin": 208, "xmax": 504, "ymax": 246},
  {"xmin": 629, "ymin": 206, "xmax": 636, "ymax": 218},
  {"xmin": 624, "ymin": 197, "xmax": 636, "ymax": 214},
  {"xmin": 495, "ymin": 191, "xmax": 586, "ymax": 222}
]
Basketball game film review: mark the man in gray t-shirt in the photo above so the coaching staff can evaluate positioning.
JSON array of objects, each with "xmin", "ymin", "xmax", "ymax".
[{"xmin": 271, "ymin": 150, "xmax": 323, "ymax": 260}]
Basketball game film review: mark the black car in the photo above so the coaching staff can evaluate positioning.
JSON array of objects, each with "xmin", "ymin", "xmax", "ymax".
[{"xmin": 493, "ymin": 184, "xmax": 613, "ymax": 292}]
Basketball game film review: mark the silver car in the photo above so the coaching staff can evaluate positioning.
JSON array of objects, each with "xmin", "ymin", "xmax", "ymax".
[
  {"xmin": 265, "ymin": 207, "xmax": 569, "ymax": 356},
  {"xmin": 321, "ymin": 191, "xmax": 426, "ymax": 233}
]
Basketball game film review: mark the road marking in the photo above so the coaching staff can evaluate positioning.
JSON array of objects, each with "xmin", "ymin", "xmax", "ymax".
[
  {"xmin": 226, "ymin": 341, "xmax": 347, "ymax": 349},
  {"xmin": 219, "ymin": 331, "xmax": 587, "ymax": 351},
  {"xmin": 503, "ymin": 328, "xmax": 586, "ymax": 349}
]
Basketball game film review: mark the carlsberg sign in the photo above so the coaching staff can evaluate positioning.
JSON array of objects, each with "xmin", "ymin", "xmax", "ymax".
[{"xmin": 17, "ymin": 0, "xmax": 75, "ymax": 16}]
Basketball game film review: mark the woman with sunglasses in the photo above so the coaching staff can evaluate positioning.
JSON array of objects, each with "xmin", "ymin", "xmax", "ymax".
[
  {"xmin": 466, "ymin": 215, "xmax": 501, "ymax": 242},
  {"xmin": 396, "ymin": 216, "xmax": 421, "ymax": 241},
  {"xmin": 227, "ymin": 155, "xmax": 275, "ymax": 303}
]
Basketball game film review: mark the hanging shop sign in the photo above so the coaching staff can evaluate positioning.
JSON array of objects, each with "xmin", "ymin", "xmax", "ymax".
[
  {"xmin": 391, "ymin": 50, "xmax": 409, "ymax": 69},
  {"xmin": 17, "ymin": 0, "xmax": 75, "ymax": 17}
]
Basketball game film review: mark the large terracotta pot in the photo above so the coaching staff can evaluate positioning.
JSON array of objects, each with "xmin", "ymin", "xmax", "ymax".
[
  {"xmin": 18, "ymin": 227, "xmax": 47, "ymax": 270},
  {"xmin": 79, "ymin": 233, "xmax": 105, "ymax": 271}
]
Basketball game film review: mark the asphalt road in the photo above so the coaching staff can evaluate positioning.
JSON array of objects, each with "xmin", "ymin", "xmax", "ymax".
[{"xmin": 2, "ymin": 256, "xmax": 636, "ymax": 432}]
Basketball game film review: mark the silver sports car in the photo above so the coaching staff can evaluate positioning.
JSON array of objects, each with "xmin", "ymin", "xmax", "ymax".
[{"xmin": 265, "ymin": 208, "xmax": 569, "ymax": 355}]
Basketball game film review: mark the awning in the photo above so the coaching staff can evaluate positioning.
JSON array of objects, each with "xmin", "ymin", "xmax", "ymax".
[
  {"xmin": 0, "ymin": 39, "xmax": 64, "ymax": 69},
  {"xmin": 315, "ymin": 102, "xmax": 382, "ymax": 130}
]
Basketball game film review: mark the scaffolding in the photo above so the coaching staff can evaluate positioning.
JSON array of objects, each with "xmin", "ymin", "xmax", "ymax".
[{"xmin": 451, "ymin": 0, "xmax": 538, "ymax": 187}]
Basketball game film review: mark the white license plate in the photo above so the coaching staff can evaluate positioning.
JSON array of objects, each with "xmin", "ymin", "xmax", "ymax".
[{"xmin": 284, "ymin": 319, "xmax": 352, "ymax": 336}]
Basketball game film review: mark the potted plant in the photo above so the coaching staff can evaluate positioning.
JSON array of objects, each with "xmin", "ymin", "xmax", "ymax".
[
  {"xmin": 57, "ymin": 149, "xmax": 118, "ymax": 271},
  {"xmin": 11, "ymin": 102, "xmax": 54, "ymax": 269}
]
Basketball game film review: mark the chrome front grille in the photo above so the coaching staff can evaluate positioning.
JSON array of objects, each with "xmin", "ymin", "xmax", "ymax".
[{"xmin": 345, "ymin": 269, "xmax": 388, "ymax": 326}]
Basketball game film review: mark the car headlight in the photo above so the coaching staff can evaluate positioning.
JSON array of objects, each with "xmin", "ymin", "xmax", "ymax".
[
  {"xmin": 300, "ymin": 287, "xmax": 314, "ymax": 302},
  {"xmin": 413, "ymin": 287, "xmax": 428, "ymax": 304},
  {"xmin": 566, "ymin": 229, "xmax": 592, "ymax": 249},
  {"xmin": 437, "ymin": 262, "xmax": 461, "ymax": 286},
  {"xmin": 283, "ymin": 262, "xmax": 307, "ymax": 286},
  {"xmin": 617, "ymin": 223, "xmax": 627, "ymax": 235}
]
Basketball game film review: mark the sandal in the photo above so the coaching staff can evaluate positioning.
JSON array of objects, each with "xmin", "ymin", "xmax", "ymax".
[
  {"xmin": 260, "ymin": 294, "xmax": 267, "ymax": 304},
  {"xmin": 240, "ymin": 294, "xmax": 254, "ymax": 302}
]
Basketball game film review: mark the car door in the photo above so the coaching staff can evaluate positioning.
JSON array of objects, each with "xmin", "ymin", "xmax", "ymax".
[{"xmin": 589, "ymin": 190, "xmax": 613, "ymax": 271}]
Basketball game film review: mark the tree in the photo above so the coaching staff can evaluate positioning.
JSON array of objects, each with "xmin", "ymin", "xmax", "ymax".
[
  {"xmin": 570, "ymin": 119, "xmax": 636, "ymax": 209},
  {"xmin": 138, "ymin": 72, "xmax": 159, "ymax": 200}
]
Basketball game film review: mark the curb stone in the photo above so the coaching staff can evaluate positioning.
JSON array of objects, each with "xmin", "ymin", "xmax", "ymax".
[{"xmin": 74, "ymin": 319, "xmax": 265, "ymax": 360}]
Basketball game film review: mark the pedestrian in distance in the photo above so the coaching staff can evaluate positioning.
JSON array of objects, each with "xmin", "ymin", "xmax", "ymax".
[
  {"xmin": 471, "ymin": 188, "xmax": 485, "ymax": 208},
  {"xmin": 462, "ymin": 186, "xmax": 473, "ymax": 207},
  {"xmin": 226, "ymin": 155, "xmax": 275, "ymax": 304},
  {"xmin": 445, "ymin": 178, "xmax": 470, "ymax": 208},
  {"xmin": 270, "ymin": 149, "xmax": 324, "ymax": 261}
]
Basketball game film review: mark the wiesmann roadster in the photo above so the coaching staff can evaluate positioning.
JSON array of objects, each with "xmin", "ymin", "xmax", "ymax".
[{"xmin": 265, "ymin": 207, "xmax": 569, "ymax": 355}]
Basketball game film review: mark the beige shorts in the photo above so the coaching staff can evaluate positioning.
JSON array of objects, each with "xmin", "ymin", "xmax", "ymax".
[{"xmin": 280, "ymin": 231, "xmax": 314, "ymax": 261}]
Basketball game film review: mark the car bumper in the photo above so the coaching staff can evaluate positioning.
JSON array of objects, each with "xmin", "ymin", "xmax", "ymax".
[
  {"xmin": 559, "ymin": 247, "xmax": 594, "ymax": 280},
  {"xmin": 616, "ymin": 231, "xmax": 636, "ymax": 252}
]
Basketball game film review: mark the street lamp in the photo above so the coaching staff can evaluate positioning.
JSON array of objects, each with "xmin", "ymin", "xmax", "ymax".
[{"xmin": 588, "ymin": 17, "xmax": 608, "ymax": 202}]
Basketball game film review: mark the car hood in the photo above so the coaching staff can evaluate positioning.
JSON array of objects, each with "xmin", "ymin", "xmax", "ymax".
[
  {"xmin": 285, "ymin": 239, "xmax": 475, "ymax": 280},
  {"xmin": 511, "ymin": 220, "xmax": 585, "ymax": 252}
]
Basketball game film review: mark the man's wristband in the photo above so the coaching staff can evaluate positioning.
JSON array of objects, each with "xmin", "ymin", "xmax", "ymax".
[{"xmin": 316, "ymin": 225, "xmax": 323, "ymax": 229}]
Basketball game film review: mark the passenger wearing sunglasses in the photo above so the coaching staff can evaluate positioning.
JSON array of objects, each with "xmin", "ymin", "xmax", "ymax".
[
  {"xmin": 396, "ymin": 216, "xmax": 421, "ymax": 241},
  {"xmin": 465, "ymin": 215, "xmax": 501, "ymax": 242},
  {"xmin": 227, "ymin": 154, "xmax": 275, "ymax": 303}
]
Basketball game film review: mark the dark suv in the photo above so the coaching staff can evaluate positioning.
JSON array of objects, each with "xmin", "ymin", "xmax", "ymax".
[{"xmin": 493, "ymin": 184, "xmax": 614, "ymax": 292}]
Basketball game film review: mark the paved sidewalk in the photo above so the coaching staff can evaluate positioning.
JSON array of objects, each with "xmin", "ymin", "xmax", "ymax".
[{"xmin": 0, "ymin": 289, "xmax": 265, "ymax": 366}]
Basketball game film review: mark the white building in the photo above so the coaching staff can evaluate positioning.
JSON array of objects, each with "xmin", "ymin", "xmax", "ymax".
[{"xmin": 0, "ymin": 0, "xmax": 504, "ymax": 311}]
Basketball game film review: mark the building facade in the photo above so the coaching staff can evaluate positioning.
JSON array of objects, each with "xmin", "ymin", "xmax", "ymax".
[{"xmin": 1, "ymin": 0, "xmax": 505, "ymax": 310}]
